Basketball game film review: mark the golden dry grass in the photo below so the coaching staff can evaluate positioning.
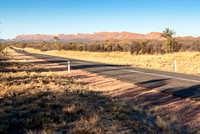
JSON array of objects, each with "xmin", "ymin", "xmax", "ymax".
[
  {"xmin": 0, "ymin": 48, "xmax": 195, "ymax": 133},
  {"xmin": 22, "ymin": 47, "xmax": 200, "ymax": 75}
]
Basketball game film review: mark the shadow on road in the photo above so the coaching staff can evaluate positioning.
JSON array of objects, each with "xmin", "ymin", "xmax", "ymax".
[
  {"xmin": 163, "ymin": 84, "xmax": 200, "ymax": 101},
  {"xmin": 135, "ymin": 78, "xmax": 200, "ymax": 101},
  {"xmin": 136, "ymin": 79, "xmax": 169, "ymax": 89}
]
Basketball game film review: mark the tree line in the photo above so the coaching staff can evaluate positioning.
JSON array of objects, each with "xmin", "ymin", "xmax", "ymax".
[{"xmin": 10, "ymin": 38, "xmax": 200, "ymax": 54}]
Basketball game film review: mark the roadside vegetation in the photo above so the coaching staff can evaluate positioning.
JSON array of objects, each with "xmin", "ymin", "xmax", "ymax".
[{"xmin": 0, "ymin": 49, "xmax": 194, "ymax": 133}]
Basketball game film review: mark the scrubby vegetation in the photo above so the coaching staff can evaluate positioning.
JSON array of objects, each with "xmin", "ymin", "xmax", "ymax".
[
  {"xmin": 3, "ymin": 37, "xmax": 200, "ymax": 55},
  {"xmin": 0, "ymin": 52, "xmax": 194, "ymax": 133}
]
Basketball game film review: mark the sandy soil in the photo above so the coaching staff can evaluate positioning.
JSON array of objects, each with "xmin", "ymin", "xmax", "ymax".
[{"xmin": 8, "ymin": 48, "xmax": 200, "ymax": 130}]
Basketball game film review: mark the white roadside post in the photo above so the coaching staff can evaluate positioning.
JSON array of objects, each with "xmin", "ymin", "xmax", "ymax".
[
  {"xmin": 174, "ymin": 60, "xmax": 177, "ymax": 72},
  {"xmin": 68, "ymin": 61, "xmax": 70, "ymax": 73}
]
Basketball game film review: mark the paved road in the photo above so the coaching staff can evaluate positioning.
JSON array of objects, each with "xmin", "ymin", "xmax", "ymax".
[{"xmin": 13, "ymin": 48, "xmax": 200, "ymax": 101}]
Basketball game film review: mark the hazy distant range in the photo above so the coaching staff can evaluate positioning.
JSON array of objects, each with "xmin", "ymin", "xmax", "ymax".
[{"xmin": 5, "ymin": 32, "xmax": 200, "ymax": 42}]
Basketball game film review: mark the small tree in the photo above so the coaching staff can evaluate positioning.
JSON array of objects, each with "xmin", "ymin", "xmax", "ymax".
[
  {"xmin": 161, "ymin": 28, "xmax": 176, "ymax": 53},
  {"xmin": 53, "ymin": 36, "xmax": 62, "ymax": 51},
  {"xmin": 53, "ymin": 36, "xmax": 59, "ymax": 46}
]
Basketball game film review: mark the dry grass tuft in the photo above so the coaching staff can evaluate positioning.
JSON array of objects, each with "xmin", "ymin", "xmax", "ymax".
[
  {"xmin": 69, "ymin": 113, "xmax": 101, "ymax": 134},
  {"xmin": 26, "ymin": 130, "xmax": 51, "ymax": 134},
  {"xmin": 156, "ymin": 115, "xmax": 170, "ymax": 131},
  {"xmin": 63, "ymin": 105, "xmax": 80, "ymax": 115}
]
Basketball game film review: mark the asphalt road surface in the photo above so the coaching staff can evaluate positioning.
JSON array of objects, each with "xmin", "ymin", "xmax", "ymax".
[{"xmin": 12, "ymin": 48, "xmax": 200, "ymax": 101}]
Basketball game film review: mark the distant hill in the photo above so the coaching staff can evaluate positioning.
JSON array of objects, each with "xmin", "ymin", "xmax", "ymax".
[
  {"xmin": 7, "ymin": 32, "xmax": 200, "ymax": 42},
  {"xmin": 8, "ymin": 32, "xmax": 164, "ymax": 42},
  {"xmin": 0, "ymin": 39, "xmax": 6, "ymax": 42}
]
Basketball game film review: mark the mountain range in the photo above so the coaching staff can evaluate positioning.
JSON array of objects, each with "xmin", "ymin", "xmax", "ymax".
[{"xmin": 7, "ymin": 32, "xmax": 200, "ymax": 42}]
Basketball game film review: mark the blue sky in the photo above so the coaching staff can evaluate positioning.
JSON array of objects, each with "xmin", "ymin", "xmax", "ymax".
[{"xmin": 0, "ymin": 0, "xmax": 200, "ymax": 39}]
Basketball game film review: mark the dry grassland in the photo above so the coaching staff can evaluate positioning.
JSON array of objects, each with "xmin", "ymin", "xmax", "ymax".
[
  {"xmin": 22, "ymin": 47, "xmax": 200, "ymax": 75},
  {"xmin": 0, "ymin": 48, "xmax": 199, "ymax": 133}
]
